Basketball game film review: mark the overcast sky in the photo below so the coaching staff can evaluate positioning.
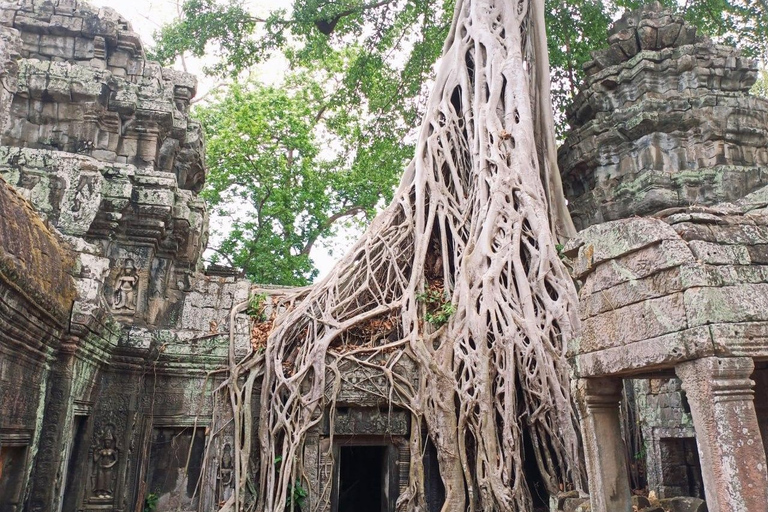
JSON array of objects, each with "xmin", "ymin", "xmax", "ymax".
[{"xmin": 87, "ymin": 0, "xmax": 288, "ymax": 90}]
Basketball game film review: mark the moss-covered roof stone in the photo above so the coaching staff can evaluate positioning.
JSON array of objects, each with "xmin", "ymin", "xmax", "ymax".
[{"xmin": 0, "ymin": 175, "xmax": 76, "ymax": 327}]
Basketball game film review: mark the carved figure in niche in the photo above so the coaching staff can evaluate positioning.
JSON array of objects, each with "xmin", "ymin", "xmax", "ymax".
[
  {"xmin": 217, "ymin": 442, "xmax": 234, "ymax": 504},
  {"xmin": 71, "ymin": 175, "xmax": 96, "ymax": 218},
  {"xmin": 92, "ymin": 428, "xmax": 119, "ymax": 498},
  {"xmin": 113, "ymin": 259, "xmax": 138, "ymax": 311},
  {"xmin": 220, "ymin": 443, "xmax": 233, "ymax": 487}
]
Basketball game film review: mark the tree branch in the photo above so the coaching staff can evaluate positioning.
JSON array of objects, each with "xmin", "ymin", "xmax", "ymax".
[{"xmin": 300, "ymin": 205, "xmax": 367, "ymax": 255}]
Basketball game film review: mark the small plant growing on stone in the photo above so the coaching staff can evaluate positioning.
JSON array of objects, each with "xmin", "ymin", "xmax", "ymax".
[
  {"xmin": 416, "ymin": 286, "xmax": 455, "ymax": 327},
  {"xmin": 247, "ymin": 292, "xmax": 269, "ymax": 322},
  {"xmin": 285, "ymin": 479, "xmax": 307, "ymax": 511},
  {"xmin": 143, "ymin": 492, "xmax": 159, "ymax": 512}
]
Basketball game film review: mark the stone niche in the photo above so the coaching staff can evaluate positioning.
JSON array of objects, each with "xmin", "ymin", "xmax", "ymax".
[{"xmin": 559, "ymin": 3, "xmax": 768, "ymax": 231}]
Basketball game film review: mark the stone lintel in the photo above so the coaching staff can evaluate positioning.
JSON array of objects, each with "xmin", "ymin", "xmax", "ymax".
[{"xmin": 570, "ymin": 325, "xmax": 715, "ymax": 378}]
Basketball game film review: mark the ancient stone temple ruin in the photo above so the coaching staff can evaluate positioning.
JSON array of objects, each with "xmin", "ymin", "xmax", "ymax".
[
  {"xmin": 0, "ymin": 1, "xmax": 767, "ymax": 512},
  {"xmin": 560, "ymin": 4, "xmax": 768, "ymax": 511},
  {"xmin": 0, "ymin": 1, "xmax": 251, "ymax": 510}
]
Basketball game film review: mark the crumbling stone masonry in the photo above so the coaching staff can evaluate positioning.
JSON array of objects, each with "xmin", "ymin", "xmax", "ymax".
[
  {"xmin": 559, "ymin": 5, "xmax": 768, "ymax": 231},
  {"xmin": 2, "ymin": 1, "xmax": 768, "ymax": 512},
  {"xmin": 561, "ymin": 5, "xmax": 768, "ymax": 512},
  {"xmin": 0, "ymin": 1, "xmax": 250, "ymax": 511}
]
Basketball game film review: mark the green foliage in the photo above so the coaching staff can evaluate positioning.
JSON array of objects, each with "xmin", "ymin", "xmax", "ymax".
[
  {"xmin": 545, "ymin": 0, "xmax": 613, "ymax": 133},
  {"xmin": 196, "ymin": 78, "xmax": 404, "ymax": 285},
  {"xmin": 247, "ymin": 292, "xmax": 269, "ymax": 321},
  {"xmin": 416, "ymin": 288, "xmax": 455, "ymax": 327},
  {"xmin": 285, "ymin": 479, "xmax": 308, "ymax": 511},
  {"xmin": 752, "ymin": 69, "xmax": 768, "ymax": 98},
  {"xmin": 154, "ymin": 0, "xmax": 767, "ymax": 281},
  {"xmin": 143, "ymin": 493, "xmax": 159, "ymax": 512}
]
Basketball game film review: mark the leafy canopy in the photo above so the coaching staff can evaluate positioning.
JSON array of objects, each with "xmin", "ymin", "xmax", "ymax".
[{"xmin": 152, "ymin": 0, "xmax": 767, "ymax": 284}]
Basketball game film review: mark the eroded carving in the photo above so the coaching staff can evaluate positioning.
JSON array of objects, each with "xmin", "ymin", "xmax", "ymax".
[
  {"xmin": 92, "ymin": 426, "xmax": 119, "ymax": 499},
  {"xmin": 113, "ymin": 259, "xmax": 138, "ymax": 311}
]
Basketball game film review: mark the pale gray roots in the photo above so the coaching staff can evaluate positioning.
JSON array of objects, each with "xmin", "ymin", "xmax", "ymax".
[{"xmin": 219, "ymin": 0, "xmax": 583, "ymax": 510}]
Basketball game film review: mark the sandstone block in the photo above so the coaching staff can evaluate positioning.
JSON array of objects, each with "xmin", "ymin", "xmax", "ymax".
[
  {"xmin": 39, "ymin": 33, "xmax": 73, "ymax": 58},
  {"xmin": 657, "ymin": 497, "xmax": 707, "ymax": 512},
  {"xmin": 570, "ymin": 326, "xmax": 713, "ymax": 376},
  {"xmin": 684, "ymin": 283, "xmax": 768, "ymax": 327},
  {"xmin": 566, "ymin": 218, "xmax": 680, "ymax": 278},
  {"xmin": 48, "ymin": 13, "xmax": 81, "ymax": 36},
  {"xmin": 687, "ymin": 239, "xmax": 750, "ymax": 264}
]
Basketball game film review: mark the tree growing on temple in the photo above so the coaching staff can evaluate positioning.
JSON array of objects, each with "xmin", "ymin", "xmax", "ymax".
[
  {"xmin": 154, "ymin": 0, "xmax": 766, "ymax": 282},
  {"xmin": 214, "ymin": 0, "xmax": 584, "ymax": 510}
]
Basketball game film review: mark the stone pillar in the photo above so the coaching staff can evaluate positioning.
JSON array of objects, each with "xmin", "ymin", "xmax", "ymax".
[
  {"xmin": 577, "ymin": 378, "xmax": 632, "ymax": 512},
  {"xmin": 27, "ymin": 337, "xmax": 78, "ymax": 512},
  {"xmin": 676, "ymin": 357, "xmax": 768, "ymax": 512}
]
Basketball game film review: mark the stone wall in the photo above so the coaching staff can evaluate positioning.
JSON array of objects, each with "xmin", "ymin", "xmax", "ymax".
[
  {"xmin": 0, "ymin": 2, "xmax": 250, "ymax": 511},
  {"xmin": 559, "ymin": 3, "xmax": 768, "ymax": 507},
  {"xmin": 559, "ymin": 3, "xmax": 768, "ymax": 231},
  {"xmin": 0, "ymin": 176, "xmax": 76, "ymax": 511}
]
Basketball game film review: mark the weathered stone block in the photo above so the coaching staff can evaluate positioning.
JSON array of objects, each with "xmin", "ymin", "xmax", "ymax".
[
  {"xmin": 687, "ymin": 240, "xmax": 750, "ymax": 264},
  {"xmin": 579, "ymin": 239, "xmax": 694, "ymax": 296},
  {"xmin": 73, "ymin": 36, "xmax": 93, "ymax": 59},
  {"xmin": 39, "ymin": 33, "xmax": 73, "ymax": 58},
  {"xmin": 657, "ymin": 497, "xmax": 707, "ymax": 512},
  {"xmin": 106, "ymin": 49, "xmax": 129, "ymax": 68},
  {"xmin": 578, "ymin": 292, "xmax": 688, "ymax": 353},
  {"xmin": 54, "ymin": 0, "xmax": 77, "ymax": 14},
  {"xmin": 684, "ymin": 284, "xmax": 768, "ymax": 327},
  {"xmin": 48, "ymin": 13, "xmax": 81, "ymax": 36},
  {"xmin": 579, "ymin": 267, "xmax": 682, "ymax": 319},
  {"xmin": 571, "ymin": 326, "xmax": 714, "ymax": 377},
  {"xmin": 14, "ymin": 14, "xmax": 49, "ymax": 33},
  {"xmin": 566, "ymin": 218, "xmax": 680, "ymax": 278}
]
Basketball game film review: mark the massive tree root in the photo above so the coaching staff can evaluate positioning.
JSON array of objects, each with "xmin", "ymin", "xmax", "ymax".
[{"xmin": 220, "ymin": 0, "xmax": 583, "ymax": 510}]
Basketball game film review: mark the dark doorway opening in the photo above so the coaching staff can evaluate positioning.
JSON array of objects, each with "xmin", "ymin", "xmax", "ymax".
[
  {"xmin": 338, "ymin": 445, "xmax": 386, "ymax": 512},
  {"xmin": 0, "ymin": 445, "xmax": 27, "ymax": 512},
  {"xmin": 146, "ymin": 427, "xmax": 206, "ymax": 510},
  {"xmin": 423, "ymin": 436, "xmax": 444, "ymax": 512},
  {"xmin": 659, "ymin": 437, "xmax": 705, "ymax": 499},
  {"xmin": 62, "ymin": 415, "xmax": 89, "ymax": 512}
]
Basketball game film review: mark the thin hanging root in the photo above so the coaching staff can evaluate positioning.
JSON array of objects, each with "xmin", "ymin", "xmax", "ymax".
[{"xmin": 220, "ymin": 0, "xmax": 584, "ymax": 510}]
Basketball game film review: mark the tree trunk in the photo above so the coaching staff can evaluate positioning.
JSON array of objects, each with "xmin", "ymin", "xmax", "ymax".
[{"xmin": 223, "ymin": 0, "xmax": 584, "ymax": 510}]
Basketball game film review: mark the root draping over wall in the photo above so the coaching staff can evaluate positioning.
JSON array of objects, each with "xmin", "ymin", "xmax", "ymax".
[{"xmin": 219, "ymin": 0, "xmax": 583, "ymax": 510}]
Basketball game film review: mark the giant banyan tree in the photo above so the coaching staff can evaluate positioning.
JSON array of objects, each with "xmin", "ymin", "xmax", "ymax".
[{"xmin": 221, "ymin": 0, "xmax": 583, "ymax": 510}]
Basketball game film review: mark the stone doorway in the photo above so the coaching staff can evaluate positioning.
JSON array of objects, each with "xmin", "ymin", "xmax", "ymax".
[
  {"xmin": 61, "ymin": 414, "xmax": 90, "ymax": 512},
  {"xmin": 0, "ymin": 444, "xmax": 27, "ymax": 512},
  {"xmin": 331, "ymin": 441, "xmax": 398, "ymax": 512}
]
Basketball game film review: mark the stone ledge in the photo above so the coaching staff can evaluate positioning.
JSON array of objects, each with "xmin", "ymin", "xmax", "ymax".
[{"xmin": 0, "ymin": 174, "xmax": 75, "ymax": 325}]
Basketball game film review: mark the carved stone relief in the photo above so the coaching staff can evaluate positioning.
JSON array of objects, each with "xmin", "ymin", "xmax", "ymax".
[
  {"xmin": 112, "ymin": 259, "xmax": 138, "ymax": 312},
  {"xmin": 326, "ymin": 408, "xmax": 409, "ymax": 436},
  {"xmin": 91, "ymin": 426, "xmax": 119, "ymax": 499}
]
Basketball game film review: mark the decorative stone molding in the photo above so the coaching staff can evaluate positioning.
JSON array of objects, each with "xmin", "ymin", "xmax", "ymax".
[{"xmin": 559, "ymin": 3, "xmax": 768, "ymax": 230}]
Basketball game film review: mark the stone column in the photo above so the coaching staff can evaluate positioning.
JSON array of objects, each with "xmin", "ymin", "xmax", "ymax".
[
  {"xmin": 576, "ymin": 378, "xmax": 632, "ymax": 512},
  {"xmin": 676, "ymin": 357, "xmax": 768, "ymax": 512}
]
